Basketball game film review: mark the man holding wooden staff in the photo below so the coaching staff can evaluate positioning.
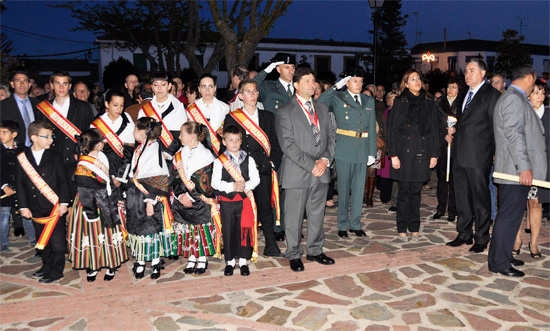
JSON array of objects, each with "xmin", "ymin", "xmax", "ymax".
[{"xmin": 488, "ymin": 65, "xmax": 547, "ymax": 277}]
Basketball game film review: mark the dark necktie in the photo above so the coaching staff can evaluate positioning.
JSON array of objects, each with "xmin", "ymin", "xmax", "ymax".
[
  {"xmin": 305, "ymin": 100, "xmax": 321, "ymax": 145},
  {"xmin": 354, "ymin": 95, "xmax": 360, "ymax": 106},
  {"xmin": 463, "ymin": 91, "xmax": 473, "ymax": 112},
  {"xmin": 287, "ymin": 84, "xmax": 292, "ymax": 97},
  {"xmin": 19, "ymin": 98, "xmax": 32, "ymax": 146}
]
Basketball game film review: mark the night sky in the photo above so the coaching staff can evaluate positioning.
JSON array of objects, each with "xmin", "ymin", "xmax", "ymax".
[{"xmin": 2, "ymin": 0, "xmax": 549, "ymax": 60}]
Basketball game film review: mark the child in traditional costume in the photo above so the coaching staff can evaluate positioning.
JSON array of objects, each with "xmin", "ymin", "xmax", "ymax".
[
  {"xmin": 211, "ymin": 125, "xmax": 260, "ymax": 276},
  {"xmin": 170, "ymin": 121, "xmax": 221, "ymax": 275},
  {"xmin": 67, "ymin": 129, "xmax": 128, "ymax": 282},
  {"xmin": 16, "ymin": 121, "xmax": 70, "ymax": 283},
  {"xmin": 127, "ymin": 117, "xmax": 173, "ymax": 279}
]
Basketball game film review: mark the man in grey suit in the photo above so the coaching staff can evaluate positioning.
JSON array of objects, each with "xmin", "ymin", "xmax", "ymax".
[
  {"xmin": 488, "ymin": 65, "xmax": 546, "ymax": 277},
  {"xmin": 275, "ymin": 67, "xmax": 336, "ymax": 272}
]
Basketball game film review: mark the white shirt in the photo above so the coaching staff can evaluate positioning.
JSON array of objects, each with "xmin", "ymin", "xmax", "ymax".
[
  {"xmin": 53, "ymin": 97, "xmax": 70, "ymax": 118},
  {"xmin": 242, "ymin": 107, "xmax": 260, "ymax": 126},
  {"xmin": 462, "ymin": 81, "xmax": 485, "ymax": 112},
  {"xmin": 192, "ymin": 97, "xmax": 229, "ymax": 132},
  {"xmin": 534, "ymin": 104, "xmax": 544, "ymax": 119},
  {"xmin": 279, "ymin": 78, "xmax": 294, "ymax": 95},
  {"xmin": 31, "ymin": 149, "xmax": 45, "ymax": 166},
  {"xmin": 137, "ymin": 94, "xmax": 187, "ymax": 131},
  {"xmin": 211, "ymin": 153, "xmax": 260, "ymax": 194},
  {"xmin": 295, "ymin": 94, "xmax": 315, "ymax": 125},
  {"xmin": 96, "ymin": 112, "xmax": 135, "ymax": 144}
]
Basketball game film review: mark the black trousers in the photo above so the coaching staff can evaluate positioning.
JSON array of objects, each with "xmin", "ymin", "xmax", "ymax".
[
  {"xmin": 396, "ymin": 181, "xmax": 423, "ymax": 233},
  {"xmin": 488, "ymin": 184, "xmax": 529, "ymax": 272},
  {"xmin": 34, "ymin": 214, "xmax": 67, "ymax": 279},
  {"xmin": 253, "ymin": 175, "xmax": 279, "ymax": 255},
  {"xmin": 220, "ymin": 199, "xmax": 253, "ymax": 262},
  {"xmin": 436, "ymin": 147, "xmax": 456, "ymax": 216},
  {"xmin": 378, "ymin": 177, "xmax": 394, "ymax": 203},
  {"xmin": 453, "ymin": 162, "xmax": 492, "ymax": 246}
]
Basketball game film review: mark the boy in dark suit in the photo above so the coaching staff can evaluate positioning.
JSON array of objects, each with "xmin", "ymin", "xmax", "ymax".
[
  {"xmin": 0, "ymin": 120, "xmax": 33, "ymax": 251},
  {"xmin": 222, "ymin": 79, "xmax": 283, "ymax": 258},
  {"xmin": 17, "ymin": 121, "xmax": 70, "ymax": 283}
]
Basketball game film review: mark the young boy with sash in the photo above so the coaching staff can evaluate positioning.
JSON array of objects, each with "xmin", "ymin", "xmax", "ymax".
[
  {"xmin": 222, "ymin": 79, "xmax": 283, "ymax": 258},
  {"xmin": 186, "ymin": 73, "xmax": 229, "ymax": 156},
  {"xmin": 16, "ymin": 121, "xmax": 70, "ymax": 283},
  {"xmin": 137, "ymin": 72, "xmax": 187, "ymax": 160},
  {"xmin": 36, "ymin": 71, "xmax": 94, "ymax": 200},
  {"xmin": 211, "ymin": 125, "xmax": 260, "ymax": 276}
]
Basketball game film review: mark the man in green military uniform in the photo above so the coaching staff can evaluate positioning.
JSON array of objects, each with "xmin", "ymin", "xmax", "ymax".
[
  {"xmin": 255, "ymin": 53, "xmax": 296, "ymax": 113},
  {"xmin": 255, "ymin": 53, "xmax": 296, "ymax": 241},
  {"xmin": 317, "ymin": 68, "xmax": 377, "ymax": 238}
]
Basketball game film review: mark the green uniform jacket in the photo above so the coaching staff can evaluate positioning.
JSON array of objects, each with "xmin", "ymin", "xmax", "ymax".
[
  {"xmin": 318, "ymin": 88, "xmax": 377, "ymax": 163},
  {"xmin": 254, "ymin": 70, "xmax": 293, "ymax": 113}
]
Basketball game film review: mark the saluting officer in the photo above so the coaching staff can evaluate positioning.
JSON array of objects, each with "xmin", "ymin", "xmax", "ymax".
[
  {"xmin": 254, "ymin": 53, "xmax": 296, "ymax": 241},
  {"xmin": 317, "ymin": 68, "xmax": 377, "ymax": 238},
  {"xmin": 255, "ymin": 53, "xmax": 296, "ymax": 113}
]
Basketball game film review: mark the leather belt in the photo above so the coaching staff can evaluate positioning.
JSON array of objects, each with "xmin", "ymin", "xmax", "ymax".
[{"xmin": 336, "ymin": 129, "xmax": 369, "ymax": 138}]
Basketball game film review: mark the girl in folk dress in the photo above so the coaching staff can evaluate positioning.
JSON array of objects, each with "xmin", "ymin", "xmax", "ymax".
[
  {"xmin": 126, "ymin": 117, "xmax": 173, "ymax": 280},
  {"xmin": 170, "ymin": 122, "xmax": 220, "ymax": 275},
  {"xmin": 68, "ymin": 129, "xmax": 128, "ymax": 282}
]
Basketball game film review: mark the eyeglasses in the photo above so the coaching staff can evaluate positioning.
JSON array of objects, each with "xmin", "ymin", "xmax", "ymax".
[
  {"xmin": 37, "ymin": 134, "xmax": 55, "ymax": 140},
  {"xmin": 242, "ymin": 90, "xmax": 259, "ymax": 96}
]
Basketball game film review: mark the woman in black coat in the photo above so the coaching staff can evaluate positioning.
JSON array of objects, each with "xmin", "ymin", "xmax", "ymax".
[{"xmin": 388, "ymin": 69, "xmax": 439, "ymax": 241}]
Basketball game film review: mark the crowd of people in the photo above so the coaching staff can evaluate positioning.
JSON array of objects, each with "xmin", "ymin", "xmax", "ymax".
[{"xmin": 0, "ymin": 53, "xmax": 547, "ymax": 283}]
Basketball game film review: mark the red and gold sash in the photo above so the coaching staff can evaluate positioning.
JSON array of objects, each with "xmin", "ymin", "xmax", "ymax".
[
  {"xmin": 37, "ymin": 100, "xmax": 81, "ymax": 143},
  {"xmin": 141, "ymin": 100, "xmax": 174, "ymax": 148},
  {"xmin": 230, "ymin": 109, "xmax": 280, "ymax": 225},
  {"xmin": 218, "ymin": 153, "xmax": 258, "ymax": 262},
  {"xmin": 17, "ymin": 152, "xmax": 61, "ymax": 250},
  {"xmin": 174, "ymin": 151, "xmax": 222, "ymax": 258},
  {"xmin": 186, "ymin": 103, "xmax": 221, "ymax": 155},
  {"xmin": 132, "ymin": 143, "xmax": 174, "ymax": 234},
  {"xmin": 91, "ymin": 117, "xmax": 124, "ymax": 158}
]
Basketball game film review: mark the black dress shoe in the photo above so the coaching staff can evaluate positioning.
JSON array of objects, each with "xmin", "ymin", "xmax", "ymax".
[
  {"xmin": 195, "ymin": 261, "xmax": 208, "ymax": 275},
  {"xmin": 240, "ymin": 265, "xmax": 250, "ymax": 276},
  {"xmin": 446, "ymin": 238, "xmax": 473, "ymax": 247},
  {"xmin": 349, "ymin": 229, "xmax": 367, "ymax": 237},
  {"xmin": 337, "ymin": 231, "xmax": 348, "ymax": 238},
  {"xmin": 184, "ymin": 262, "xmax": 196, "ymax": 274},
  {"xmin": 306, "ymin": 253, "xmax": 335, "ymax": 265},
  {"xmin": 263, "ymin": 250, "xmax": 284, "ymax": 258},
  {"xmin": 469, "ymin": 243, "xmax": 486, "ymax": 253},
  {"xmin": 290, "ymin": 259, "xmax": 304, "ymax": 272},
  {"xmin": 104, "ymin": 269, "xmax": 115, "ymax": 281},
  {"xmin": 14, "ymin": 228, "xmax": 25, "ymax": 237},
  {"xmin": 275, "ymin": 232, "xmax": 285, "ymax": 241},
  {"xmin": 511, "ymin": 258, "xmax": 524, "ymax": 267},
  {"xmin": 132, "ymin": 263, "xmax": 145, "ymax": 279},
  {"xmin": 32, "ymin": 271, "xmax": 44, "ymax": 278},
  {"xmin": 496, "ymin": 267, "xmax": 524, "ymax": 277},
  {"xmin": 39, "ymin": 276, "xmax": 62, "ymax": 283},
  {"xmin": 86, "ymin": 271, "xmax": 97, "ymax": 282},
  {"xmin": 150, "ymin": 264, "xmax": 161, "ymax": 280},
  {"xmin": 432, "ymin": 212, "xmax": 443, "ymax": 219},
  {"xmin": 447, "ymin": 215, "xmax": 456, "ymax": 222},
  {"xmin": 224, "ymin": 264, "xmax": 234, "ymax": 276},
  {"xmin": 168, "ymin": 256, "xmax": 179, "ymax": 260},
  {"xmin": 388, "ymin": 206, "xmax": 397, "ymax": 212}
]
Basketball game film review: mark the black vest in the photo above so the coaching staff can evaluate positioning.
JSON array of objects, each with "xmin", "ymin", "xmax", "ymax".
[{"xmin": 219, "ymin": 154, "xmax": 250, "ymax": 199}]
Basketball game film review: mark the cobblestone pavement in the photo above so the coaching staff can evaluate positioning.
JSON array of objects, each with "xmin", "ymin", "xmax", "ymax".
[{"xmin": 1, "ymin": 189, "xmax": 549, "ymax": 330}]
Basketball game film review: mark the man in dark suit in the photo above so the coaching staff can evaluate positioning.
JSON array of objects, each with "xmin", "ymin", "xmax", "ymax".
[
  {"xmin": 446, "ymin": 58, "xmax": 500, "ymax": 253},
  {"xmin": 275, "ymin": 67, "xmax": 336, "ymax": 272},
  {"xmin": 0, "ymin": 71, "xmax": 40, "ymax": 147},
  {"xmin": 489, "ymin": 65, "xmax": 545, "ymax": 277},
  {"xmin": 35, "ymin": 71, "xmax": 95, "ymax": 200},
  {"xmin": 222, "ymin": 78, "xmax": 283, "ymax": 258}
]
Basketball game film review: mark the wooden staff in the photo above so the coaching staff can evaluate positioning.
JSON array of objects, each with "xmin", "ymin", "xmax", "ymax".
[{"xmin": 493, "ymin": 172, "xmax": 550, "ymax": 189}]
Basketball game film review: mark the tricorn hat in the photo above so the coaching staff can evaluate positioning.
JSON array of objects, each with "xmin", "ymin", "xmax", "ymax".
[
  {"xmin": 271, "ymin": 53, "xmax": 296, "ymax": 65},
  {"xmin": 340, "ymin": 67, "xmax": 365, "ymax": 78}
]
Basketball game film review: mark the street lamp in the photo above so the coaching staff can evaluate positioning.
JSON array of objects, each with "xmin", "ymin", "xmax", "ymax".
[{"xmin": 369, "ymin": 0, "xmax": 384, "ymax": 85}]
